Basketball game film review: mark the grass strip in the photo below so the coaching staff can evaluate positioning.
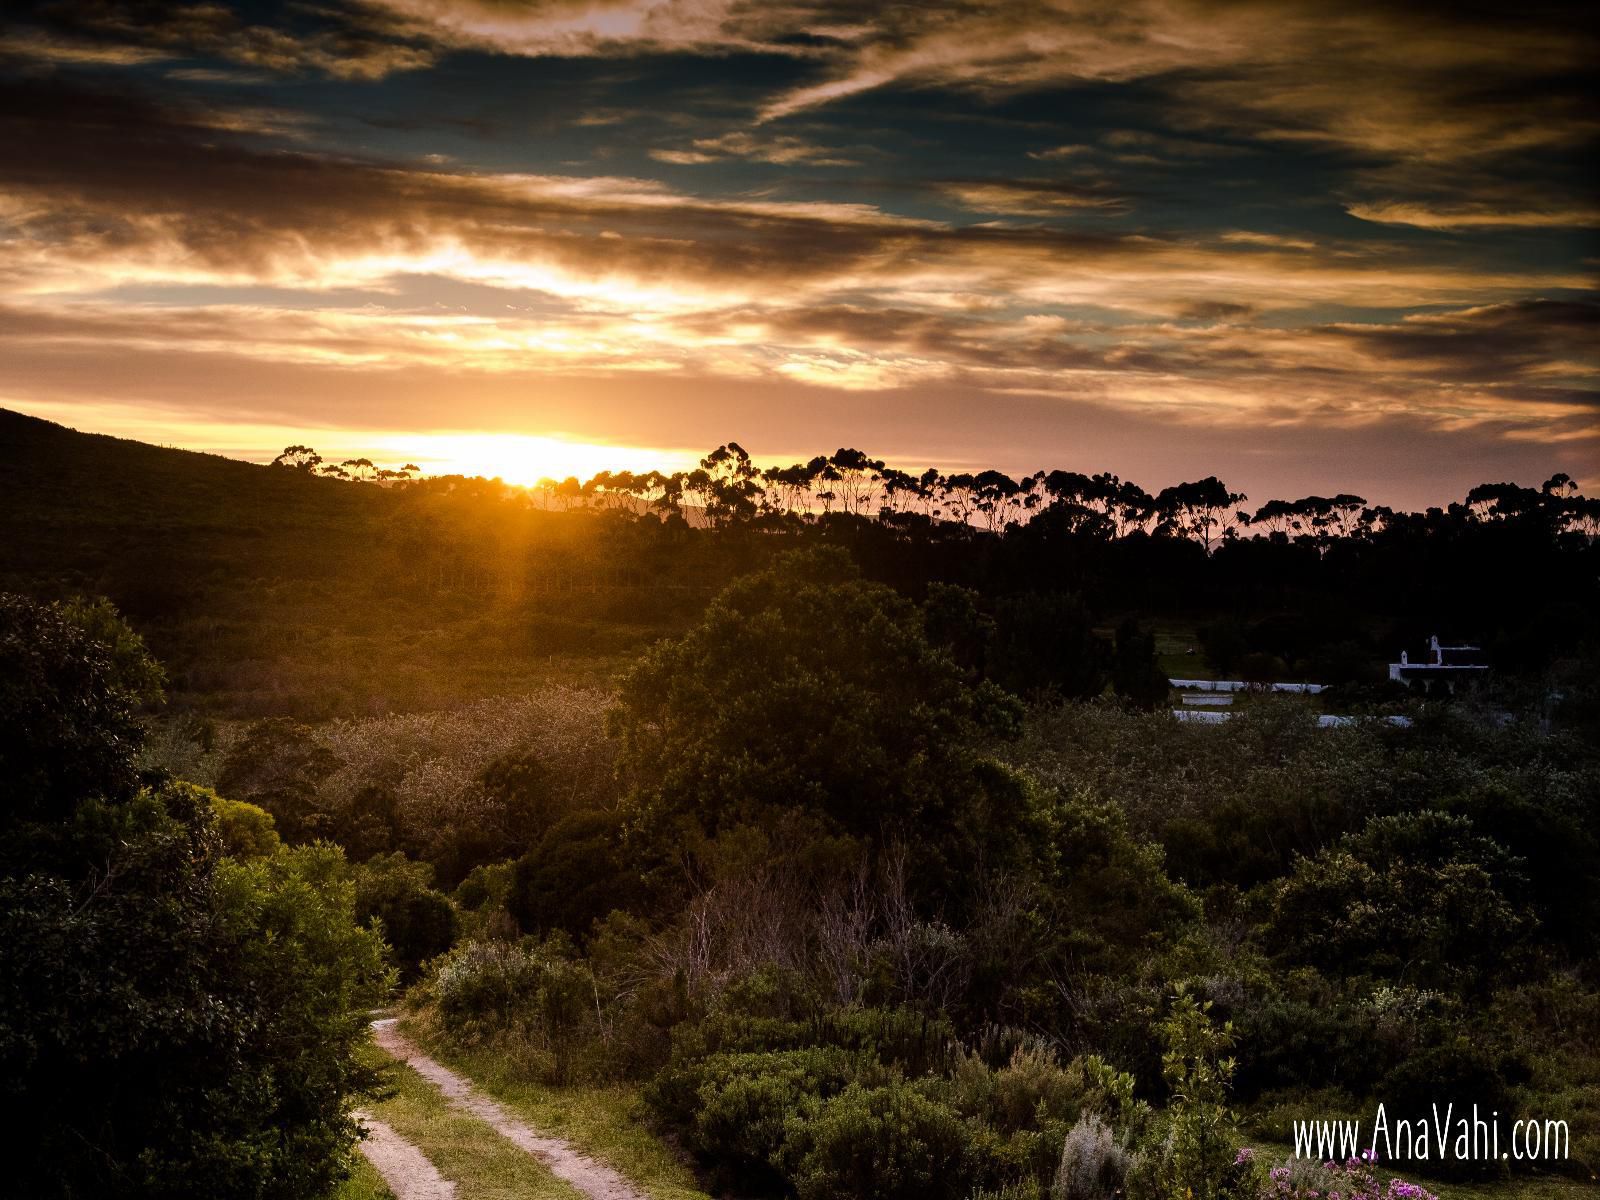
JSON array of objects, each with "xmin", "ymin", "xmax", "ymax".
[{"xmin": 400, "ymin": 1021, "xmax": 711, "ymax": 1200}]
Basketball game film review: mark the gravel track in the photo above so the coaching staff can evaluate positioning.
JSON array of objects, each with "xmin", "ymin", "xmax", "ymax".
[
  {"xmin": 353, "ymin": 1110, "xmax": 458, "ymax": 1200},
  {"xmin": 371, "ymin": 1017, "xmax": 650, "ymax": 1200}
]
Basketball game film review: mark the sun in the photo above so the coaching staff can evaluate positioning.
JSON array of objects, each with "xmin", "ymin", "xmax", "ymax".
[{"xmin": 375, "ymin": 432, "xmax": 702, "ymax": 488}]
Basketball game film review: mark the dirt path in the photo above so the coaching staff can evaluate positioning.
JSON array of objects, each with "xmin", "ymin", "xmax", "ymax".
[
  {"xmin": 371, "ymin": 1018, "xmax": 650, "ymax": 1200},
  {"xmin": 353, "ymin": 1110, "xmax": 458, "ymax": 1200}
]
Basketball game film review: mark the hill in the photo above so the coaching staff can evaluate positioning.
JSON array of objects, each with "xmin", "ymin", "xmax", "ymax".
[{"xmin": 0, "ymin": 409, "xmax": 703, "ymax": 716}]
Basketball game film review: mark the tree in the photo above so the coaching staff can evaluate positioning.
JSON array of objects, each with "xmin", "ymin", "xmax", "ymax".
[
  {"xmin": 990, "ymin": 592, "xmax": 1110, "ymax": 701},
  {"xmin": 828, "ymin": 447, "xmax": 886, "ymax": 517},
  {"xmin": 697, "ymin": 443, "xmax": 764, "ymax": 526},
  {"xmin": 510, "ymin": 809, "xmax": 641, "ymax": 944},
  {"xmin": 1155, "ymin": 478, "xmax": 1246, "ymax": 551},
  {"xmin": 217, "ymin": 718, "xmax": 337, "ymax": 844},
  {"xmin": 1, "ymin": 593, "xmax": 154, "ymax": 824},
  {"xmin": 610, "ymin": 548, "xmax": 1030, "ymax": 900},
  {"xmin": 350, "ymin": 852, "xmax": 458, "ymax": 981},
  {"xmin": 0, "ymin": 595, "xmax": 391, "ymax": 1198},
  {"xmin": 270, "ymin": 444, "xmax": 322, "ymax": 471},
  {"xmin": 1111, "ymin": 618, "xmax": 1169, "ymax": 710}
]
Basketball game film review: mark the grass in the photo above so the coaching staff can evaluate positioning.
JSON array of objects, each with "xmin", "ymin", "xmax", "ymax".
[
  {"xmin": 400, "ymin": 1020, "xmax": 712, "ymax": 1200},
  {"xmin": 1152, "ymin": 622, "xmax": 1214, "ymax": 680},
  {"xmin": 358, "ymin": 1042, "xmax": 583, "ymax": 1200},
  {"xmin": 329, "ymin": 1153, "xmax": 395, "ymax": 1200}
]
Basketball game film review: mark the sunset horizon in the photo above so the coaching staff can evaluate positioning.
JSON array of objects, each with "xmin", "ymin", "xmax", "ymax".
[{"xmin": 2, "ymin": 0, "xmax": 1594, "ymax": 509}]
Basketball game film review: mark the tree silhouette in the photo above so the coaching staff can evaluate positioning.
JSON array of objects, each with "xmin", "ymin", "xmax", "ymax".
[{"xmin": 271, "ymin": 444, "xmax": 322, "ymax": 471}]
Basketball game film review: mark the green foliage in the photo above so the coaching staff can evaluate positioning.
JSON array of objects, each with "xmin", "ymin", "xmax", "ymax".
[
  {"xmin": 206, "ymin": 787, "xmax": 284, "ymax": 858},
  {"xmin": 208, "ymin": 845, "xmax": 395, "ymax": 1195},
  {"xmin": 418, "ymin": 936, "xmax": 600, "ymax": 1081},
  {"xmin": 1111, "ymin": 618, "xmax": 1169, "ymax": 710},
  {"xmin": 510, "ymin": 809, "xmax": 641, "ymax": 943},
  {"xmin": 777, "ymin": 1081, "xmax": 976, "ymax": 1200},
  {"xmin": 59, "ymin": 595, "xmax": 167, "ymax": 705},
  {"xmin": 1040, "ymin": 791, "xmax": 1199, "ymax": 975},
  {"xmin": 217, "ymin": 717, "xmax": 338, "ymax": 844},
  {"xmin": 922, "ymin": 582, "xmax": 994, "ymax": 677},
  {"xmin": 1268, "ymin": 811, "xmax": 1536, "ymax": 991},
  {"xmin": 651, "ymin": 1046, "xmax": 869, "ymax": 1192},
  {"xmin": 1147, "ymin": 989, "xmax": 1253, "ymax": 1200},
  {"xmin": 0, "ymin": 594, "xmax": 391, "ymax": 1198},
  {"xmin": 1, "ymin": 593, "xmax": 150, "ymax": 822},
  {"xmin": 990, "ymin": 592, "xmax": 1109, "ymax": 701},
  {"xmin": 350, "ymin": 851, "xmax": 458, "ymax": 981},
  {"xmin": 478, "ymin": 747, "xmax": 567, "ymax": 847},
  {"xmin": 611, "ymin": 547, "xmax": 1031, "ymax": 900}
]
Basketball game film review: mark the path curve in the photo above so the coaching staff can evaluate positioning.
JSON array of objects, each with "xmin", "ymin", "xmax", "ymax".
[
  {"xmin": 353, "ymin": 1110, "xmax": 457, "ymax": 1200},
  {"xmin": 372, "ymin": 1018, "xmax": 650, "ymax": 1200}
]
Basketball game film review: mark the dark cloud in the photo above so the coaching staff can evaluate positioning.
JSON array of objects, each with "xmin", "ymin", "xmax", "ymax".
[
  {"xmin": 2, "ymin": 0, "xmax": 435, "ymax": 78},
  {"xmin": 1319, "ymin": 301, "xmax": 1600, "ymax": 388}
]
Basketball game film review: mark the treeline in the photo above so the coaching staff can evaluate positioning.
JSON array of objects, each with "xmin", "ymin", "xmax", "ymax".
[
  {"xmin": 287, "ymin": 439, "xmax": 1600, "ymax": 547},
  {"xmin": 269, "ymin": 440, "xmax": 1599, "ymax": 700}
]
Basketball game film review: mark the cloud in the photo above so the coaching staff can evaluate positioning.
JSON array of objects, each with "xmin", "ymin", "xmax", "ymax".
[
  {"xmin": 1346, "ymin": 201, "xmax": 1600, "ymax": 231},
  {"xmin": 0, "ymin": 69, "xmax": 1592, "ymax": 470},
  {"xmin": 4, "ymin": 0, "xmax": 436, "ymax": 80},
  {"xmin": 650, "ymin": 131, "xmax": 858, "ymax": 166},
  {"xmin": 0, "ymin": 30, "xmax": 172, "ymax": 66},
  {"xmin": 936, "ymin": 179, "xmax": 1127, "ymax": 216}
]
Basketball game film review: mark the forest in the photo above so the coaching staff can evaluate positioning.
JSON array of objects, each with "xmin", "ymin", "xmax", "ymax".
[{"xmin": 2, "ymin": 408, "xmax": 1598, "ymax": 1200}]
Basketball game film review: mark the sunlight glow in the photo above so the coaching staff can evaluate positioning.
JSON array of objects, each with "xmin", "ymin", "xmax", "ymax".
[{"xmin": 377, "ymin": 432, "xmax": 702, "ymax": 487}]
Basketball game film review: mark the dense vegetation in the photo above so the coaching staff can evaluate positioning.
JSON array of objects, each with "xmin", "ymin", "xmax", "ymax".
[
  {"xmin": 3, "ymin": 411, "xmax": 1597, "ymax": 1197},
  {"xmin": 0, "ymin": 596, "xmax": 392, "ymax": 1198}
]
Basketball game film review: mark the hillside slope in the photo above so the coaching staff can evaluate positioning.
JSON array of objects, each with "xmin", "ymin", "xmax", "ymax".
[{"xmin": 0, "ymin": 410, "xmax": 694, "ymax": 716}]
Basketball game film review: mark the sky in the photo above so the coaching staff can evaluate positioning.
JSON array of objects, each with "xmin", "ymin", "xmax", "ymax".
[{"xmin": 0, "ymin": 0, "xmax": 1595, "ymax": 507}]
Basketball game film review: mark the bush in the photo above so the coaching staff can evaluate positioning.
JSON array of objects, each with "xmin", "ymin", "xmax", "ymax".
[
  {"xmin": 650, "ymin": 1047, "xmax": 868, "ymax": 1192},
  {"xmin": 420, "ymin": 936, "xmax": 598, "ymax": 1080},
  {"xmin": 778, "ymin": 1081, "xmax": 977, "ymax": 1200},
  {"xmin": 351, "ymin": 852, "xmax": 458, "ymax": 981},
  {"xmin": 1053, "ymin": 1114, "xmax": 1134, "ymax": 1200},
  {"xmin": 1268, "ymin": 812, "xmax": 1536, "ymax": 991},
  {"xmin": 1145, "ymin": 990, "xmax": 1254, "ymax": 1200},
  {"xmin": 0, "ymin": 596, "xmax": 391, "ymax": 1199},
  {"xmin": 207, "ymin": 788, "xmax": 283, "ymax": 859}
]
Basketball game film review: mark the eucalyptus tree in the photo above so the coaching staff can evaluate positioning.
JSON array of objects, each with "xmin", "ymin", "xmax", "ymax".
[{"xmin": 1155, "ymin": 477, "xmax": 1247, "ymax": 551}]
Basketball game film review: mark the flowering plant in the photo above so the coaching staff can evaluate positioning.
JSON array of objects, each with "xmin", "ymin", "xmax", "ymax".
[{"xmin": 1260, "ymin": 1154, "xmax": 1439, "ymax": 1200}]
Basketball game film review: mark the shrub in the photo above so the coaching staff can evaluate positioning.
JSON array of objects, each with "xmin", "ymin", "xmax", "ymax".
[
  {"xmin": 650, "ymin": 1047, "xmax": 868, "ymax": 1192},
  {"xmin": 350, "ymin": 852, "xmax": 458, "ymax": 981},
  {"xmin": 207, "ymin": 789, "xmax": 283, "ymax": 859},
  {"xmin": 420, "ymin": 936, "xmax": 598, "ymax": 1080},
  {"xmin": 1053, "ymin": 1114, "xmax": 1134, "ymax": 1200},
  {"xmin": 778, "ymin": 1081, "xmax": 977, "ymax": 1200},
  {"xmin": 1268, "ymin": 812, "xmax": 1536, "ymax": 991},
  {"xmin": 1264, "ymin": 1155, "xmax": 1439, "ymax": 1200},
  {"xmin": 1146, "ymin": 990, "xmax": 1254, "ymax": 1200},
  {"xmin": 992, "ymin": 1043, "xmax": 1083, "ymax": 1133}
]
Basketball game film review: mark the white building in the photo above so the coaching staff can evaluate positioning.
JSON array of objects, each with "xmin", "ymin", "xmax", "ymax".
[{"xmin": 1388, "ymin": 635, "xmax": 1488, "ymax": 691}]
